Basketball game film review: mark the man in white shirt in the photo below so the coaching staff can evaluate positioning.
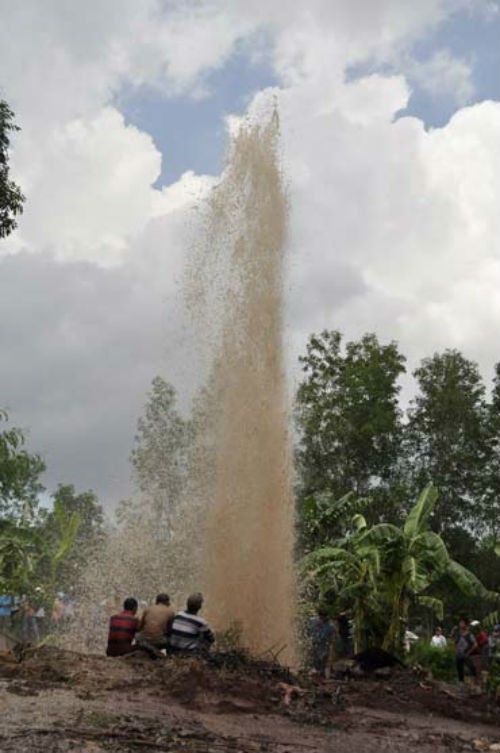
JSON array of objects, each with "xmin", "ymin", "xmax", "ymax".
[{"xmin": 431, "ymin": 626, "xmax": 447, "ymax": 648}]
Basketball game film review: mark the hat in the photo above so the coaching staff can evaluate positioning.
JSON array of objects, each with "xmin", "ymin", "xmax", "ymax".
[
  {"xmin": 470, "ymin": 620, "xmax": 480, "ymax": 626},
  {"xmin": 493, "ymin": 624, "xmax": 500, "ymax": 632}
]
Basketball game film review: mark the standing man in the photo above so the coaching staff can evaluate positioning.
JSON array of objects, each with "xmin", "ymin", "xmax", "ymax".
[
  {"xmin": 431, "ymin": 626, "xmax": 447, "ymax": 648},
  {"xmin": 455, "ymin": 616, "xmax": 477, "ymax": 683},
  {"xmin": 0, "ymin": 595, "xmax": 13, "ymax": 632},
  {"xmin": 169, "ymin": 593, "xmax": 214, "ymax": 653},
  {"xmin": 308, "ymin": 607, "xmax": 335, "ymax": 676},
  {"xmin": 336, "ymin": 609, "xmax": 352, "ymax": 658},
  {"xmin": 106, "ymin": 597, "xmax": 140, "ymax": 657},
  {"xmin": 136, "ymin": 593, "xmax": 175, "ymax": 655}
]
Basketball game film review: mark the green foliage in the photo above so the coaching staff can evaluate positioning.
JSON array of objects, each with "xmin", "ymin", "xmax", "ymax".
[
  {"xmin": 486, "ymin": 655, "xmax": 500, "ymax": 694},
  {"xmin": 302, "ymin": 485, "xmax": 497, "ymax": 656},
  {"xmin": 0, "ymin": 519, "xmax": 44, "ymax": 593},
  {"xmin": 300, "ymin": 491, "xmax": 371, "ymax": 549},
  {"xmin": 0, "ymin": 503, "xmax": 80, "ymax": 607},
  {"xmin": 296, "ymin": 331, "xmax": 406, "ymax": 549},
  {"xmin": 405, "ymin": 350, "xmax": 488, "ymax": 537},
  {"xmin": 409, "ymin": 642, "xmax": 456, "ymax": 681},
  {"xmin": 42, "ymin": 484, "xmax": 105, "ymax": 592},
  {"xmin": 131, "ymin": 376, "xmax": 191, "ymax": 533},
  {"xmin": 0, "ymin": 99, "xmax": 25, "ymax": 238},
  {"xmin": 0, "ymin": 410, "xmax": 46, "ymax": 519}
]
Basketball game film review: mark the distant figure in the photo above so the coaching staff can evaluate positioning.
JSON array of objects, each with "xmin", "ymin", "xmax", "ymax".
[
  {"xmin": 51, "ymin": 593, "xmax": 65, "ymax": 624},
  {"xmin": 106, "ymin": 597, "xmax": 139, "ymax": 657},
  {"xmin": 0, "ymin": 595, "xmax": 14, "ymax": 631},
  {"xmin": 489, "ymin": 624, "xmax": 500, "ymax": 658},
  {"xmin": 430, "ymin": 626, "xmax": 447, "ymax": 648},
  {"xmin": 21, "ymin": 598, "xmax": 40, "ymax": 643},
  {"xmin": 471, "ymin": 620, "xmax": 489, "ymax": 672},
  {"xmin": 308, "ymin": 607, "xmax": 335, "ymax": 675},
  {"xmin": 169, "ymin": 593, "xmax": 214, "ymax": 653},
  {"xmin": 455, "ymin": 616, "xmax": 477, "ymax": 683},
  {"xmin": 336, "ymin": 609, "xmax": 352, "ymax": 657},
  {"xmin": 136, "ymin": 594, "xmax": 175, "ymax": 654}
]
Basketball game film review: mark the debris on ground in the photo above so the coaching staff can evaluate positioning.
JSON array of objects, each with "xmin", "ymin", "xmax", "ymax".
[{"xmin": 0, "ymin": 646, "xmax": 499, "ymax": 752}]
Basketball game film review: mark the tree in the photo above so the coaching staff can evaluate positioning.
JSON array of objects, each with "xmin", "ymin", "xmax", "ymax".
[
  {"xmin": 131, "ymin": 377, "xmax": 191, "ymax": 534},
  {"xmin": 405, "ymin": 350, "xmax": 488, "ymax": 538},
  {"xmin": 0, "ymin": 99, "xmax": 25, "ymax": 238},
  {"xmin": 296, "ymin": 331, "xmax": 406, "ymax": 542},
  {"xmin": 303, "ymin": 486, "xmax": 497, "ymax": 655},
  {"xmin": 42, "ymin": 484, "xmax": 105, "ymax": 592},
  {"xmin": 0, "ymin": 410, "xmax": 46, "ymax": 519},
  {"xmin": 481, "ymin": 362, "xmax": 500, "ymax": 539},
  {"xmin": 0, "ymin": 502, "xmax": 79, "ymax": 610}
]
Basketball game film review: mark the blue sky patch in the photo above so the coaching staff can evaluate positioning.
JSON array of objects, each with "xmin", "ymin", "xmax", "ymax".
[{"xmin": 116, "ymin": 49, "xmax": 277, "ymax": 187}]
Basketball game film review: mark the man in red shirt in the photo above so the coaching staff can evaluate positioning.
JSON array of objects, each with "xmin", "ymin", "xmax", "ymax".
[{"xmin": 106, "ymin": 598, "xmax": 139, "ymax": 657}]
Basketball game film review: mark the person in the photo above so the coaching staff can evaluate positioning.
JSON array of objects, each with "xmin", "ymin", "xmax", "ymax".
[
  {"xmin": 0, "ymin": 595, "xmax": 14, "ymax": 631},
  {"xmin": 336, "ymin": 609, "xmax": 353, "ymax": 657},
  {"xmin": 106, "ymin": 597, "xmax": 140, "ymax": 657},
  {"xmin": 308, "ymin": 607, "xmax": 335, "ymax": 675},
  {"xmin": 21, "ymin": 598, "xmax": 40, "ymax": 642},
  {"xmin": 455, "ymin": 616, "xmax": 477, "ymax": 683},
  {"xmin": 136, "ymin": 593, "xmax": 175, "ymax": 655},
  {"xmin": 168, "ymin": 593, "xmax": 214, "ymax": 654},
  {"xmin": 489, "ymin": 624, "xmax": 500, "ymax": 658},
  {"xmin": 431, "ymin": 626, "xmax": 447, "ymax": 648},
  {"xmin": 51, "ymin": 593, "xmax": 65, "ymax": 625}
]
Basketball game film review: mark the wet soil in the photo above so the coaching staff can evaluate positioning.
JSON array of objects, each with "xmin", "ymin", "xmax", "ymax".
[{"xmin": 0, "ymin": 647, "xmax": 499, "ymax": 752}]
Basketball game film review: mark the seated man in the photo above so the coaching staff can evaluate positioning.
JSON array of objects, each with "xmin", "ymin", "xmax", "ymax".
[
  {"xmin": 106, "ymin": 597, "xmax": 139, "ymax": 657},
  {"xmin": 169, "ymin": 593, "xmax": 214, "ymax": 654},
  {"xmin": 136, "ymin": 593, "xmax": 175, "ymax": 654}
]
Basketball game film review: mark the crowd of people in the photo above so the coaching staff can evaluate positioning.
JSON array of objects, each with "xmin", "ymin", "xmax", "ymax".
[
  {"xmin": 0, "ymin": 591, "xmax": 74, "ymax": 643},
  {"xmin": 431, "ymin": 617, "xmax": 500, "ymax": 683},
  {"xmin": 308, "ymin": 608, "xmax": 500, "ymax": 685},
  {"xmin": 106, "ymin": 592, "xmax": 214, "ymax": 658}
]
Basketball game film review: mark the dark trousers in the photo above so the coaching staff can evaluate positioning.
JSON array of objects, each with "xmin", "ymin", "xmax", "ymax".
[{"xmin": 456, "ymin": 655, "xmax": 477, "ymax": 682}]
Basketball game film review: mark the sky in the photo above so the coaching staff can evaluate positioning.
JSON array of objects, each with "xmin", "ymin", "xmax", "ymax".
[{"xmin": 0, "ymin": 0, "xmax": 499, "ymax": 505}]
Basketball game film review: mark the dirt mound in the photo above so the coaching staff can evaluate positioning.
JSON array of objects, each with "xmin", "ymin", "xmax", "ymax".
[{"xmin": 1, "ymin": 647, "xmax": 500, "ymax": 752}]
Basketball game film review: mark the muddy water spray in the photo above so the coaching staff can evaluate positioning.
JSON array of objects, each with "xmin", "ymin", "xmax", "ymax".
[{"xmin": 188, "ymin": 112, "xmax": 295, "ymax": 658}]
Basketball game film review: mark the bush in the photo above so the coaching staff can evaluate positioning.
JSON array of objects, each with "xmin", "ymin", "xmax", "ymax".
[{"xmin": 408, "ymin": 641, "xmax": 456, "ymax": 681}]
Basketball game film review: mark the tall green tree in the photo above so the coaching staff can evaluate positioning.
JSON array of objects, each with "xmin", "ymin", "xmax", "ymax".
[
  {"xmin": 405, "ymin": 350, "xmax": 488, "ymax": 538},
  {"xmin": 481, "ymin": 362, "xmax": 500, "ymax": 539},
  {"xmin": 296, "ymin": 331, "xmax": 406, "ymax": 541},
  {"xmin": 131, "ymin": 377, "xmax": 191, "ymax": 533},
  {"xmin": 0, "ymin": 99, "xmax": 25, "ymax": 238},
  {"xmin": 42, "ymin": 484, "xmax": 105, "ymax": 592},
  {"xmin": 0, "ymin": 410, "xmax": 45, "ymax": 519}
]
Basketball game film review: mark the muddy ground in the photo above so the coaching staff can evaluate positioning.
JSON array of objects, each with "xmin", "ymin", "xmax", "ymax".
[{"xmin": 0, "ymin": 646, "xmax": 499, "ymax": 752}]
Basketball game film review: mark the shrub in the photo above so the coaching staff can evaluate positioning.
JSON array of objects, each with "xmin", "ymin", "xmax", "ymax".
[{"xmin": 408, "ymin": 641, "xmax": 456, "ymax": 681}]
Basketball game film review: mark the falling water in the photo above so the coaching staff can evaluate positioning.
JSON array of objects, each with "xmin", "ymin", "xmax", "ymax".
[{"xmin": 187, "ymin": 110, "xmax": 296, "ymax": 659}]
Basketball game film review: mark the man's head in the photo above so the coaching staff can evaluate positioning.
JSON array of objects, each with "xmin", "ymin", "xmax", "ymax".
[
  {"xmin": 459, "ymin": 616, "xmax": 469, "ymax": 630},
  {"xmin": 317, "ymin": 606, "xmax": 329, "ymax": 622},
  {"xmin": 123, "ymin": 597, "xmax": 138, "ymax": 614},
  {"xmin": 493, "ymin": 624, "xmax": 500, "ymax": 637},
  {"xmin": 435, "ymin": 626, "xmax": 443, "ymax": 635},
  {"xmin": 186, "ymin": 592, "xmax": 203, "ymax": 614},
  {"xmin": 155, "ymin": 593, "xmax": 170, "ymax": 606}
]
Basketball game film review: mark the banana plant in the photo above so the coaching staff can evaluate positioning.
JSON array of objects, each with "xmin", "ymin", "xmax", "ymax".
[
  {"xmin": 302, "ymin": 485, "xmax": 499, "ymax": 655},
  {"xmin": 0, "ymin": 520, "xmax": 44, "ymax": 593}
]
